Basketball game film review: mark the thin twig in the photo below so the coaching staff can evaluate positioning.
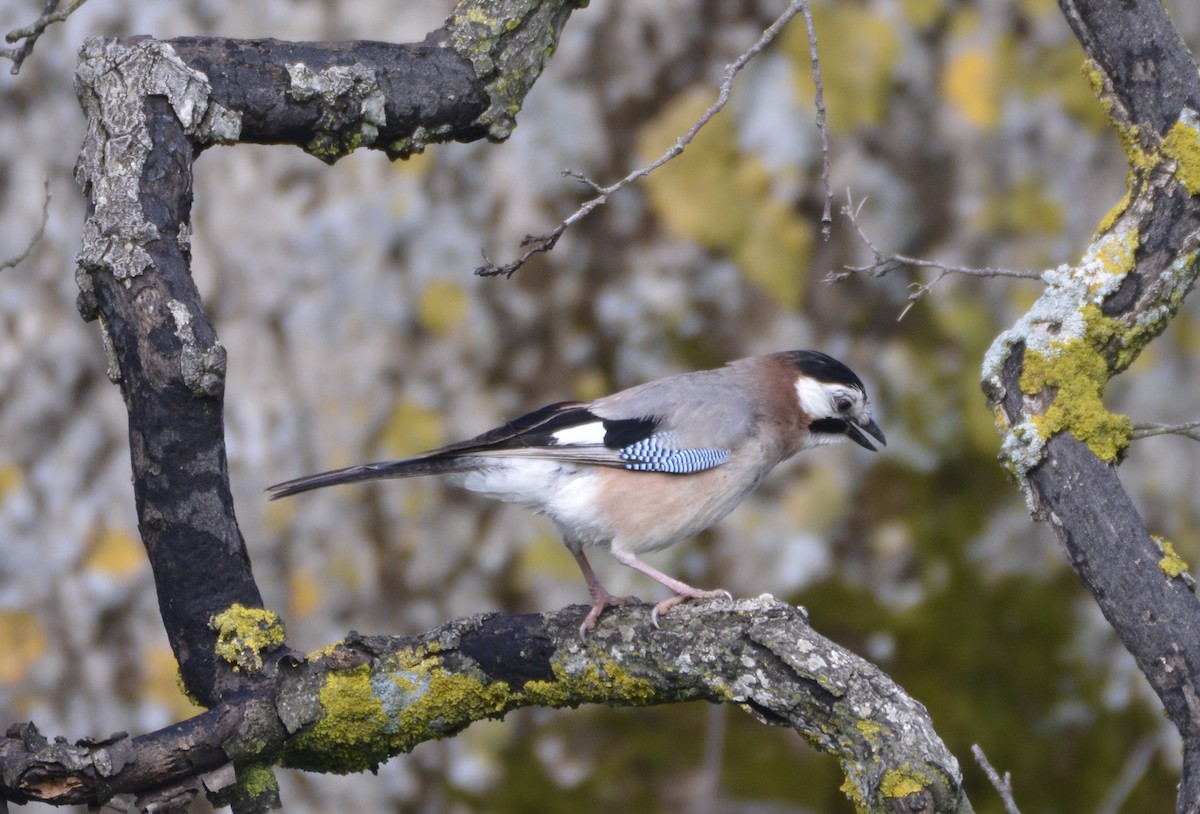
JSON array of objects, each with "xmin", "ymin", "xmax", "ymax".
[
  {"xmin": 2, "ymin": 0, "xmax": 89, "ymax": 75},
  {"xmin": 827, "ymin": 192, "xmax": 1041, "ymax": 320},
  {"xmin": 1092, "ymin": 733, "xmax": 1163, "ymax": 814},
  {"xmin": 1131, "ymin": 420, "xmax": 1200, "ymax": 442},
  {"xmin": 476, "ymin": 0, "xmax": 814, "ymax": 278},
  {"xmin": 799, "ymin": 0, "xmax": 832, "ymax": 239},
  {"xmin": 1, "ymin": 180, "xmax": 51, "ymax": 272},
  {"xmin": 972, "ymin": 745, "xmax": 1023, "ymax": 814}
]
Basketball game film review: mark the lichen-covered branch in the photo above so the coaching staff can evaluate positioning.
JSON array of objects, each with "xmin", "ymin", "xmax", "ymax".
[
  {"xmin": 0, "ymin": 599, "xmax": 971, "ymax": 814},
  {"xmin": 981, "ymin": 0, "xmax": 1200, "ymax": 808},
  {"xmin": 444, "ymin": 0, "xmax": 587, "ymax": 144},
  {"xmin": 69, "ymin": 0, "xmax": 588, "ymax": 710}
]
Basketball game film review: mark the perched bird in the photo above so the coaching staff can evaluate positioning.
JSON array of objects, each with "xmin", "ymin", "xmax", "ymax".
[{"xmin": 269, "ymin": 350, "xmax": 884, "ymax": 634}]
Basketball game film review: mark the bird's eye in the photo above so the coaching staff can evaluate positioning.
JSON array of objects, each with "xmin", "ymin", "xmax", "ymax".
[{"xmin": 836, "ymin": 397, "xmax": 853, "ymax": 413}]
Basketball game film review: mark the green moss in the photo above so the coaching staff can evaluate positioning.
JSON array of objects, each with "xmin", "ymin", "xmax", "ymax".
[
  {"xmin": 1155, "ymin": 537, "xmax": 1190, "ymax": 579},
  {"xmin": 1162, "ymin": 113, "xmax": 1200, "ymax": 196},
  {"xmin": 235, "ymin": 763, "xmax": 278, "ymax": 798},
  {"xmin": 210, "ymin": 604, "xmax": 286, "ymax": 673}
]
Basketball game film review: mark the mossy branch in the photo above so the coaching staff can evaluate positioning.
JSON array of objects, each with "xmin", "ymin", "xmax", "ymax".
[
  {"xmin": 980, "ymin": 0, "xmax": 1200, "ymax": 807},
  {"xmin": 0, "ymin": 599, "xmax": 970, "ymax": 814}
]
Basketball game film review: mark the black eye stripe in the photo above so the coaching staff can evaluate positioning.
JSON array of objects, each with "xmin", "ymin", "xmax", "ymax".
[{"xmin": 809, "ymin": 417, "xmax": 848, "ymax": 435}]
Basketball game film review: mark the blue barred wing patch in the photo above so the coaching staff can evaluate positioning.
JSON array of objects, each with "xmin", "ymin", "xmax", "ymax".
[{"xmin": 618, "ymin": 432, "xmax": 730, "ymax": 474}]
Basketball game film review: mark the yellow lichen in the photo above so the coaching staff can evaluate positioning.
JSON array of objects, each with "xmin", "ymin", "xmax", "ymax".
[
  {"xmin": 1155, "ymin": 537, "xmax": 1190, "ymax": 579},
  {"xmin": 210, "ymin": 604, "xmax": 286, "ymax": 672},
  {"xmin": 1020, "ymin": 307, "xmax": 1134, "ymax": 463},
  {"xmin": 880, "ymin": 767, "xmax": 926, "ymax": 798},
  {"xmin": 522, "ymin": 657, "xmax": 657, "ymax": 707},
  {"xmin": 285, "ymin": 664, "xmax": 391, "ymax": 773},
  {"xmin": 1095, "ymin": 184, "xmax": 1132, "ymax": 236},
  {"xmin": 1081, "ymin": 60, "xmax": 1152, "ymax": 172},
  {"xmin": 856, "ymin": 720, "xmax": 883, "ymax": 739},
  {"xmin": 1162, "ymin": 115, "xmax": 1200, "ymax": 196}
]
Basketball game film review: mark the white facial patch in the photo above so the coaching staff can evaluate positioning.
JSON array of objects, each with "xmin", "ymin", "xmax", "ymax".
[
  {"xmin": 795, "ymin": 379, "xmax": 866, "ymax": 421},
  {"xmin": 794, "ymin": 377, "xmax": 836, "ymax": 418},
  {"xmin": 550, "ymin": 421, "xmax": 607, "ymax": 446}
]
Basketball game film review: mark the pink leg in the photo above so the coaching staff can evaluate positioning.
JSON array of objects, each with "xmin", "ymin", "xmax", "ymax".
[
  {"xmin": 610, "ymin": 550, "xmax": 732, "ymax": 627},
  {"xmin": 572, "ymin": 550, "xmax": 640, "ymax": 636}
]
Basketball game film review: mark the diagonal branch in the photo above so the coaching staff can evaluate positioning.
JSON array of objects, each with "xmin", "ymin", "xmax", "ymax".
[
  {"xmin": 2, "ymin": 0, "xmax": 89, "ymax": 75},
  {"xmin": 475, "ymin": 0, "xmax": 828, "ymax": 278},
  {"xmin": 0, "ymin": 180, "xmax": 50, "ymax": 272}
]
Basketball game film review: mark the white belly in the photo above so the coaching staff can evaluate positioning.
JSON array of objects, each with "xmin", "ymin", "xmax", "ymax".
[{"xmin": 444, "ymin": 460, "xmax": 611, "ymax": 550}]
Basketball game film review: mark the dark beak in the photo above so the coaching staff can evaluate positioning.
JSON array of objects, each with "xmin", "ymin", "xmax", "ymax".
[{"xmin": 845, "ymin": 417, "xmax": 886, "ymax": 451}]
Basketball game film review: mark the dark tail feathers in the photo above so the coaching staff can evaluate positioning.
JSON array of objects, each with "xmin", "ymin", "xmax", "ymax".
[{"xmin": 267, "ymin": 455, "xmax": 467, "ymax": 500}]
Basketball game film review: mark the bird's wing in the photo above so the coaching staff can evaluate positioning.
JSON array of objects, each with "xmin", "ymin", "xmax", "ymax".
[
  {"xmin": 269, "ymin": 388, "xmax": 751, "ymax": 501},
  {"xmin": 588, "ymin": 367, "xmax": 757, "ymax": 450},
  {"xmin": 447, "ymin": 398, "xmax": 738, "ymax": 474}
]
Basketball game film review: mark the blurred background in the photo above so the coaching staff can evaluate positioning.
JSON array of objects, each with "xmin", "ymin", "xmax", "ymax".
[{"xmin": 1, "ymin": 0, "xmax": 1198, "ymax": 811}]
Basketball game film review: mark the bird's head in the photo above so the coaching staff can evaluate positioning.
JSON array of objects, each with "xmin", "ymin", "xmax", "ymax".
[{"xmin": 781, "ymin": 350, "xmax": 886, "ymax": 452}]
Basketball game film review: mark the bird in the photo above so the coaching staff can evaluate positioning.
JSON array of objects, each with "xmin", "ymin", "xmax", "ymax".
[{"xmin": 268, "ymin": 350, "xmax": 884, "ymax": 635}]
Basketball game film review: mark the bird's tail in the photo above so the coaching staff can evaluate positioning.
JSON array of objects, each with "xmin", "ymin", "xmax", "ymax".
[{"xmin": 266, "ymin": 454, "xmax": 468, "ymax": 500}]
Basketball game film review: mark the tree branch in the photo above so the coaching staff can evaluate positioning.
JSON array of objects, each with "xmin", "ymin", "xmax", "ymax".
[
  {"xmin": 827, "ymin": 194, "xmax": 1041, "ymax": 320},
  {"xmin": 70, "ymin": 0, "xmax": 590, "ymax": 707},
  {"xmin": 1, "ymin": 0, "xmax": 88, "ymax": 75},
  {"xmin": 474, "ymin": 0, "xmax": 826, "ymax": 278},
  {"xmin": 0, "ymin": 600, "xmax": 971, "ymax": 814},
  {"xmin": 980, "ymin": 1, "xmax": 1200, "ymax": 808},
  {"xmin": 971, "ymin": 745, "xmax": 1022, "ymax": 814},
  {"xmin": 1131, "ymin": 420, "xmax": 1200, "ymax": 442},
  {"xmin": 0, "ymin": 180, "xmax": 50, "ymax": 272}
]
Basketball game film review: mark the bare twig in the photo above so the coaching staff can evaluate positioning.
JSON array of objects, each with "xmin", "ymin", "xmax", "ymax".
[
  {"xmin": 799, "ymin": 0, "xmax": 832, "ymax": 239},
  {"xmin": 1131, "ymin": 420, "xmax": 1200, "ymax": 442},
  {"xmin": 1, "ymin": 180, "xmax": 51, "ymax": 272},
  {"xmin": 972, "ymin": 745, "xmax": 1023, "ymax": 814},
  {"xmin": 1093, "ymin": 733, "xmax": 1163, "ymax": 814},
  {"xmin": 476, "ymin": 0, "xmax": 818, "ymax": 278},
  {"xmin": 827, "ymin": 193, "xmax": 1041, "ymax": 320},
  {"xmin": 2, "ymin": 0, "xmax": 89, "ymax": 75}
]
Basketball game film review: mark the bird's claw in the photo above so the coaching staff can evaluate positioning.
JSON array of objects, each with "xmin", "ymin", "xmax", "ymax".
[
  {"xmin": 650, "ymin": 588, "xmax": 734, "ymax": 628},
  {"xmin": 578, "ymin": 591, "xmax": 641, "ymax": 638}
]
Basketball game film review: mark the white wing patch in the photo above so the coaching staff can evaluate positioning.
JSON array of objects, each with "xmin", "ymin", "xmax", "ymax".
[{"xmin": 550, "ymin": 421, "xmax": 607, "ymax": 447}]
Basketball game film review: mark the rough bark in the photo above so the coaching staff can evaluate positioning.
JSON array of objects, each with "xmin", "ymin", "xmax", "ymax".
[
  {"xmin": 984, "ymin": 0, "xmax": 1200, "ymax": 810},
  {"xmin": 0, "ymin": 599, "xmax": 971, "ymax": 814}
]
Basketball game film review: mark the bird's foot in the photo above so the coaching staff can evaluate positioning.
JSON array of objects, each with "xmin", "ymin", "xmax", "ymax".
[
  {"xmin": 579, "ymin": 588, "xmax": 642, "ymax": 638},
  {"xmin": 650, "ymin": 588, "xmax": 733, "ymax": 628}
]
